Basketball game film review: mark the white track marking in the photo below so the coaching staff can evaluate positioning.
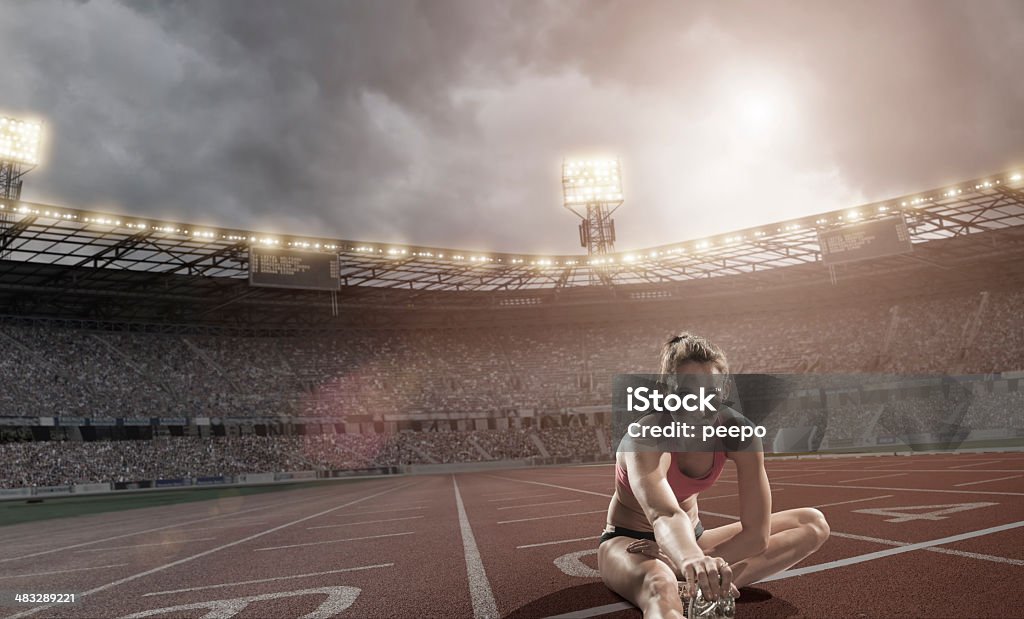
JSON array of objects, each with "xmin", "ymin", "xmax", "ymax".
[
  {"xmin": 74, "ymin": 537, "xmax": 217, "ymax": 552},
  {"xmin": 348, "ymin": 502, "xmax": 428, "ymax": 511},
  {"xmin": 546, "ymin": 602, "xmax": 632, "ymax": 618},
  {"xmin": 759, "ymin": 520, "xmax": 1024, "ymax": 581},
  {"xmin": 173, "ymin": 522, "xmax": 269, "ymax": 532},
  {"xmin": 142, "ymin": 563, "xmax": 393, "ymax": 596},
  {"xmin": 0, "ymin": 499, "xmax": 290, "ymax": 563},
  {"xmin": 839, "ymin": 473, "xmax": 906, "ymax": 484},
  {"xmin": 122, "ymin": 585, "xmax": 360, "ymax": 619},
  {"xmin": 813, "ymin": 494, "xmax": 893, "ymax": 508},
  {"xmin": 553, "ymin": 549, "xmax": 601, "ymax": 578},
  {"xmin": 954, "ymin": 475, "xmax": 1022, "ymax": 487},
  {"xmin": 307, "ymin": 516, "xmax": 424, "ymax": 529},
  {"xmin": 338, "ymin": 506, "xmax": 426, "ymax": 515},
  {"xmin": 767, "ymin": 480, "xmax": 1024, "ymax": 497},
  {"xmin": 0, "ymin": 564, "xmax": 128, "ymax": 579},
  {"xmin": 854, "ymin": 502, "xmax": 998, "ymax": 523},
  {"xmin": 767, "ymin": 472, "xmax": 827, "ymax": 482},
  {"xmin": 453, "ymin": 477, "xmax": 499, "ymax": 619},
  {"xmin": 487, "ymin": 476, "xmax": 612, "ymax": 498},
  {"xmin": 254, "ymin": 531, "xmax": 414, "ymax": 551},
  {"xmin": 498, "ymin": 510, "xmax": 608, "ymax": 525},
  {"xmin": 758, "ymin": 468, "xmax": 1024, "ymax": 474},
  {"xmin": 3, "ymin": 481, "xmax": 413, "ymax": 619},
  {"xmin": 828, "ymin": 531, "xmax": 1024, "ymax": 565},
  {"xmin": 700, "ymin": 488, "xmax": 785, "ymax": 503},
  {"xmin": 703, "ymin": 508, "xmax": 1021, "ymax": 566},
  {"xmin": 497, "ymin": 499, "xmax": 582, "ymax": 510},
  {"xmin": 481, "ymin": 490, "xmax": 542, "ymax": 497},
  {"xmin": 488, "ymin": 493, "xmax": 557, "ymax": 502},
  {"xmin": 950, "ymin": 460, "xmax": 1003, "ymax": 469},
  {"xmin": 517, "ymin": 537, "xmax": 594, "ymax": 549}
]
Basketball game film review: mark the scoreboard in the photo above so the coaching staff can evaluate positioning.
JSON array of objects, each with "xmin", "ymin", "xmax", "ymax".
[
  {"xmin": 249, "ymin": 247, "xmax": 340, "ymax": 290},
  {"xmin": 818, "ymin": 215, "xmax": 913, "ymax": 266}
]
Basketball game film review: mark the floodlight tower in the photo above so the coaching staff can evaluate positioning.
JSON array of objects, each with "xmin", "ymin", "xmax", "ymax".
[
  {"xmin": 0, "ymin": 116, "xmax": 42, "ymax": 202},
  {"xmin": 0, "ymin": 116, "xmax": 42, "ymax": 260},
  {"xmin": 562, "ymin": 158, "xmax": 623, "ymax": 255}
]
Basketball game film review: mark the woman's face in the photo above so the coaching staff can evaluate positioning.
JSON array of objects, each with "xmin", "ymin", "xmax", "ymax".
[
  {"xmin": 674, "ymin": 360, "xmax": 726, "ymax": 419},
  {"xmin": 675, "ymin": 360, "xmax": 723, "ymax": 391}
]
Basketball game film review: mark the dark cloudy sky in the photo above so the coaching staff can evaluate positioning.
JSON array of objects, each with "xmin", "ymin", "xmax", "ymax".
[{"xmin": 2, "ymin": 0, "xmax": 1021, "ymax": 254}]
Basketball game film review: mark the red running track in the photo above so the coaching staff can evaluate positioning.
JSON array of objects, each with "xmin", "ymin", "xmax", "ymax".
[{"xmin": 1, "ymin": 452, "xmax": 1023, "ymax": 618}]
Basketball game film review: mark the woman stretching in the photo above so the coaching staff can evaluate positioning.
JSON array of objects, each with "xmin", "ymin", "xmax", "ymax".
[{"xmin": 598, "ymin": 333, "xmax": 830, "ymax": 618}]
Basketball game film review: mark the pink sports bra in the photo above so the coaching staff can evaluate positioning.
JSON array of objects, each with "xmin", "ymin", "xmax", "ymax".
[{"xmin": 615, "ymin": 448, "xmax": 727, "ymax": 503}]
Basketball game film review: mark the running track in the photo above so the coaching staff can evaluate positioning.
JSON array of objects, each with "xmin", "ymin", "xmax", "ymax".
[{"xmin": 1, "ymin": 452, "xmax": 1023, "ymax": 618}]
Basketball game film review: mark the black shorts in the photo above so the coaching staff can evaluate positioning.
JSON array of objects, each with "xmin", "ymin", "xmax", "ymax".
[{"xmin": 599, "ymin": 521, "xmax": 704, "ymax": 544}]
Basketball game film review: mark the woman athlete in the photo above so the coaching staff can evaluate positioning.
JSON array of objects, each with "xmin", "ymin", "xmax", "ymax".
[{"xmin": 598, "ymin": 333, "xmax": 830, "ymax": 617}]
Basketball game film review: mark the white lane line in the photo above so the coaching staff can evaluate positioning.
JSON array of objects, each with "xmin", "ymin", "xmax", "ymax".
[
  {"xmin": 340, "ymin": 506, "xmax": 427, "ymax": 515},
  {"xmin": 760, "ymin": 520, "xmax": 1024, "ymax": 581},
  {"xmin": 499, "ymin": 510, "xmax": 608, "ymax": 525},
  {"xmin": 954, "ymin": 475, "xmax": 1023, "ymax": 487},
  {"xmin": 74, "ymin": 538, "xmax": 217, "ymax": 553},
  {"xmin": 141, "ymin": 563, "xmax": 394, "ymax": 596},
  {"xmin": 497, "ymin": 499, "xmax": 581, "ymax": 511},
  {"xmin": 950, "ymin": 460, "xmax": 1003, "ymax": 469},
  {"xmin": 813, "ymin": 495, "xmax": 893, "ymax": 509},
  {"xmin": 481, "ymin": 490, "xmax": 539, "ymax": 497},
  {"xmin": 827, "ymin": 531, "xmax": 1024, "ymax": 566},
  {"xmin": 3, "ymin": 481, "xmax": 414, "ymax": 619},
  {"xmin": 760, "ymin": 468, "xmax": 1024, "ymax": 474},
  {"xmin": 172, "ymin": 522, "xmax": 269, "ymax": 533},
  {"xmin": 517, "ymin": 537, "xmax": 595, "ymax": 549},
  {"xmin": 768, "ymin": 480, "xmax": 1024, "ymax": 497},
  {"xmin": 700, "ymin": 489, "xmax": 786, "ymax": 503},
  {"xmin": 488, "ymin": 493, "xmax": 557, "ymax": 503},
  {"xmin": 254, "ymin": 531, "xmax": 414, "ymax": 551},
  {"xmin": 307, "ymin": 516, "xmax": 425, "ymax": 529},
  {"xmin": 0, "ymin": 498, "xmax": 290, "ymax": 563},
  {"xmin": 702, "ymin": 509, "xmax": 1024, "ymax": 567},
  {"xmin": 453, "ymin": 476, "xmax": 499, "ymax": 619},
  {"xmin": 768, "ymin": 472, "xmax": 827, "ymax": 482},
  {"xmin": 349, "ymin": 502, "xmax": 428, "ymax": 511},
  {"xmin": 0, "ymin": 564, "xmax": 128, "ymax": 580},
  {"xmin": 546, "ymin": 602, "xmax": 632, "ymax": 618},
  {"xmin": 487, "ymin": 476, "xmax": 612, "ymax": 499},
  {"xmin": 839, "ymin": 473, "xmax": 906, "ymax": 484}
]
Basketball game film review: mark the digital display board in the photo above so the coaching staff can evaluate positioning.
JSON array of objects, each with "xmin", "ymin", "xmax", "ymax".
[
  {"xmin": 818, "ymin": 215, "xmax": 912, "ymax": 265},
  {"xmin": 249, "ymin": 247, "xmax": 340, "ymax": 290}
]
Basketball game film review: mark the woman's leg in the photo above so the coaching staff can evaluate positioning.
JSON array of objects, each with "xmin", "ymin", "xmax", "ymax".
[
  {"xmin": 697, "ymin": 507, "xmax": 830, "ymax": 587},
  {"xmin": 598, "ymin": 537, "xmax": 685, "ymax": 619}
]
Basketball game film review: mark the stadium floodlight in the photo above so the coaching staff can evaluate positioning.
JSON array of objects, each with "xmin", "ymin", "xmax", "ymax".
[
  {"xmin": 562, "ymin": 157, "xmax": 624, "ymax": 256},
  {"xmin": 0, "ymin": 115, "xmax": 44, "ymax": 209},
  {"xmin": 0, "ymin": 117, "xmax": 42, "ymax": 166}
]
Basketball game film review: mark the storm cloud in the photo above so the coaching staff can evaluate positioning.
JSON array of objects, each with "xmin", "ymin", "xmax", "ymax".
[{"xmin": 2, "ymin": 0, "xmax": 1021, "ymax": 253}]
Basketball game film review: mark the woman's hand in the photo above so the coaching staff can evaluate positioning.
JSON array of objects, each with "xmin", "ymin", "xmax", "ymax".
[{"xmin": 627, "ymin": 540, "xmax": 737, "ymax": 601}]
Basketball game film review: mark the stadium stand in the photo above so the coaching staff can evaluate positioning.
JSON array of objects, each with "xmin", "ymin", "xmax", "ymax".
[{"xmin": 1, "ymin": 173, "xmax": 1023, "ymax": 488}]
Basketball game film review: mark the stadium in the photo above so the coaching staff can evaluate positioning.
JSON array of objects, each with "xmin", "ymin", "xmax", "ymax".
[
  {"xmin": 2, "ymin": 162, "xmax": 1024, "ymax": 617},
  {"xmin": 3, "ymin": 2, "xmax": 1024, "ymax": 618}
]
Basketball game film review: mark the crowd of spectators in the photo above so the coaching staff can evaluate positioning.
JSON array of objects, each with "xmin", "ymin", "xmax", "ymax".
[
  {"xmin": 0, "ymin": 426, "xmax": 609, "ymax": 487},
  {"xmin": 1, "ymin": 286, "xmax": 1020, "ymax": 422},
  {"xmin": 1, "ymin": 283, "xmax": 1021, "ymax": 487}
]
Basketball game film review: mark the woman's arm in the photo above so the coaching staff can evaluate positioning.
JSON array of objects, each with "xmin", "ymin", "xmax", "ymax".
[
  {"xmin": 702, "ymin": 450, "xmax": 772, "ymax": 562},
  {"xmin": 624, "ymin": 450, "xmax": 733, "ymax": 600}
]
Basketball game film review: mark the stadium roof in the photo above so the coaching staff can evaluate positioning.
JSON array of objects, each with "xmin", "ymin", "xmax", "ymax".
[{"xmin": 1, "ymin": 170, "xmax": 1023, "ymax": 328}]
